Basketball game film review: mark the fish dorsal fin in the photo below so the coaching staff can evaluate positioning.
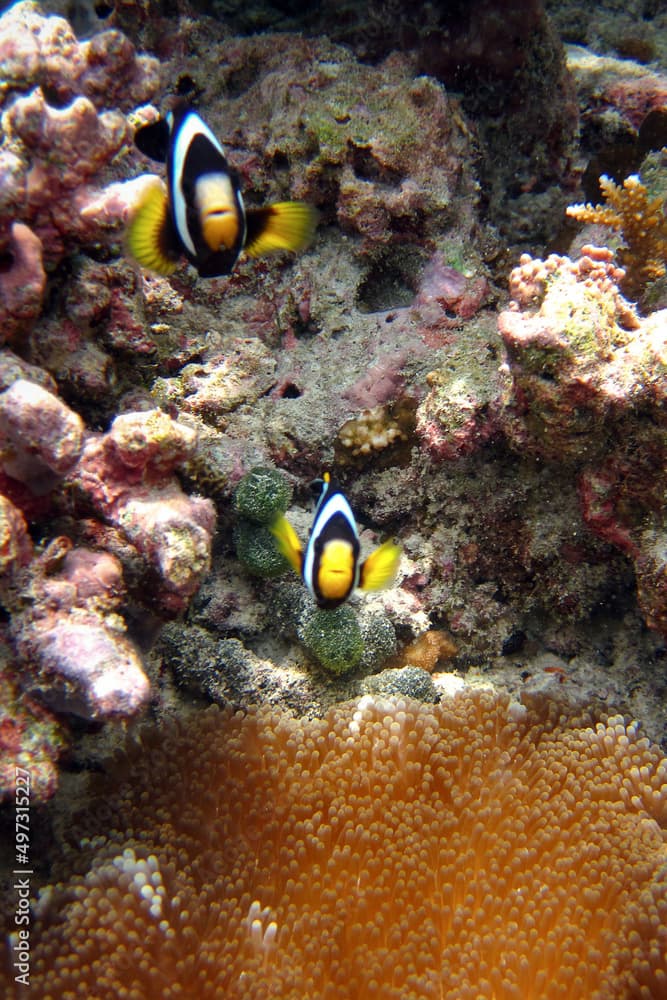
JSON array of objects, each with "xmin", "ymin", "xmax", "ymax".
[
  {"xmin": 126, "ymin": 177, "xmax": 179, "ymax": 276},
  {"xmin": 244, "ymin": 202, "xmax": 319, "ymax": 258},
  {"xmin": 359, "ymin": 539, "xmax": 402, "ymax": 592},
  {"xmin": 135, "ymin": 118, "xmax": 171, "ymax": 163}
]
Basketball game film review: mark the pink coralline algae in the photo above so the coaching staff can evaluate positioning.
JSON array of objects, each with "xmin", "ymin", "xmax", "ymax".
[
  {"xmin": 0, "ymin": 2, "xmax": 161, "ymax": 336},
  {"xmin": 0, "ymin": 442, "xmax": 149, "ymax": 726},
  {"xmin": 498, "ymin": 246, "xmax": 667, "ymax": 638},
  {"xmin": 8, "ymin": 542, "xmax": 150, "ymax": 723},
  {"xmin": 70, "ymin": 409, "xmax": 216, "ymax": 613},
  {"xmin": 0, "ymin": 639, "xmax": 65, "ymax": 804},
  {"xmin": 0, "ymin": 379, "xmax": 214, "ymax": 731},
  {"xmin": 0, "ymin": 221, "xmax": 46, "ymax": 342},
  {"xmin": 0, "ymin": 377, "xmax": 84, "ymax": 490},
  {"xmin": 0, "ymin": 495, "xmax": 141, "ymax": 789},
  {"xmin": 412, "ymin": 253, "xmax": 492, "ymax": 337},
  {"xmin": 567, "ymin": 44, "xmax": 667, "ymax": 133}
]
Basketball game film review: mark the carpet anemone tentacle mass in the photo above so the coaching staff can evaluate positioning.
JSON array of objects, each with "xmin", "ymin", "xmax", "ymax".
[{"xmin": 10, "ymin": 689, "xmax": 667, "ymax": 999}]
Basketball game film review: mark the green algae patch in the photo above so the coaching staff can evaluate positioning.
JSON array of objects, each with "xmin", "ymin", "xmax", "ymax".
[
  {"xmin": 300, "ymin": 605, "xmax": 364, "ymax": 674},
  {"xmin": 234, "ymin": 519, "xmax": 290, "ymax": 579},
  {"xmin": 234, "ymin": 467, "xmax": 292, "ymax": 525}
]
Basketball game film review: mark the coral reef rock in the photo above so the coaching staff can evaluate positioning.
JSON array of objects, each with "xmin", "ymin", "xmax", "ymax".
[
  {"xmin": 0, "ymin": 0, "xmax": 161, "ymax": 338},
  {"xmin": 499, "ymin": 246, "xmax": 667, "ymax": 639}
]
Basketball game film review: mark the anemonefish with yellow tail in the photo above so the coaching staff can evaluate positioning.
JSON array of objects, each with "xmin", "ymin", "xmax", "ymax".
[
  {"xmin": 271, "ymin": 473, "xmax": 402, "ymax": 610},
  {"xmin": 127, "ymin": 105, "xmax": 319, "ymax": 278}
]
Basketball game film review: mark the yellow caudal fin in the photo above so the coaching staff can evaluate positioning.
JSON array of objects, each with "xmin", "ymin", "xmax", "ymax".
[
  {"xmin": 244, "ymin": 202, "xmax": 319, "ymax": 258},
  {"xmin": 359, "ymin": 540, "xmax": 402, "ymax": 592},
  {"xmin": 126, "ymin": 176, "xmax": 179, "ymax": 276},
  {"xmin": 270, "ymin": 514, "xmax": 304, "ymax": 575}
]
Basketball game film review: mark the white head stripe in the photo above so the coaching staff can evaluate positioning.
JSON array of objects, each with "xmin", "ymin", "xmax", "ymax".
[{"xmin": 170, "ymin": 111, "xmax": 227, "ymax": 257}]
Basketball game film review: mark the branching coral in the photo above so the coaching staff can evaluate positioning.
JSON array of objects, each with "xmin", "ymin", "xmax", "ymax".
[
  {"xmin": 15, "ymin": 689, "xmax": 667, "ymax": 999},
  {"xmin": 566, "ymin": 175, "xmax": 667, "ymax": 297}
]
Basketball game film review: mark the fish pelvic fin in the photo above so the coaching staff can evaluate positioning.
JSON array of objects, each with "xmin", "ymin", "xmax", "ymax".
[
  {"xmin": 359, "ymin": 539, "xmax": 402, "ymax": 592},
  {"xmin": 126, "ymin": 176, "xmax": 179, "ymax": 276},
  {"xmin": 244, "ymin": 202, "xmax": 319, "ymax": 258},
  {"xmin": 270, "ymin": 514, "xmax": 304, "ymax": 575}
]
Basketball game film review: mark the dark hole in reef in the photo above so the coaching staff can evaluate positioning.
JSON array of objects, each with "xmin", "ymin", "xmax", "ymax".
[
  {"xmin": 279, "ymin": 382, "xmax": 302, "ymax": 399},
  {"xmin": 224, "ymin": 59, "xmax": 263, "ymax": 99},
  {"xmin": 41, "ymin": 85, "xmax": 71, "ymax": 109},
  {"xmin": 356, "ymin": 247, "xmax": 425, "ymax": 313},
  {"xmin": 176, "ymin": 74, "xmax": 197, "ymax": 96},
  {"xmin": 0, "ymin": 251, "xmax": 14, "ymax": 273},
  {"xmin": 93, "ymin": 1, "xmax": 113, "ymax": 17},
  {"xmin": 502, "ymin": 630, "xmax": 526, "ymax": 655},
  {"xmin": 637, "ymin": 107, "xmax": 667, "ymax": 158},
  {"xmin": 82, "ymin": 244, "xmax": 116, "ymax": 265},
  {"xmin": 578, "ymin": 108, "xmax": 667, "ymax": 203},
  {"xmin": 291, "ymin": 312, "xmax": 320, "ymax": 340},
  {"xmin": 349, "ymin": 142, "xmax": 403, "ymax": 185},
  {"xmin": 272, "ymin": 151, "xmax": 290, "ymax": 170}
]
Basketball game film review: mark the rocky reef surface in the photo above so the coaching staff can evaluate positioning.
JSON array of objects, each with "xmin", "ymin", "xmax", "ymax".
[
  {"xmin": 0, "ymin": 0, "xmax": 666, "ymax": 969},
  {"xmin": 0, "ymin": 0, "xmax": 664, "ymax": 785}
]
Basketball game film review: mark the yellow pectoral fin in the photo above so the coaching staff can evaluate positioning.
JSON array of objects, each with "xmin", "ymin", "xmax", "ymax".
[
  {"xmin": 270, "ymin": 514, "xmax": 304, "ymax": 575},
  {"xmin": 126, "ymin": 177, "xmax": 178, "ymax": 276},
  {"xmin": 244, "ymin": 202, "xmax": 319, "ymax": 258},
  {"xmin": 359, "ymin": 540, "xmax": 402, "ymax": 592}
]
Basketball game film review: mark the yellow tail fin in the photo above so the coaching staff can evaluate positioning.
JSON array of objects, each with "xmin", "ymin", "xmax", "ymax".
[
  {"xmin": 270, "ymin": 514, "xmax": 304, "ymax": 575},
  {"xmin": 359, "ymin": 540, "xmax": 402, "ymax": 592},
  {"xmin": 126, "ymin": 177, "xmax": 179, "ymax": 276},
  {"xmin": 245, "ymin": 202, "xmax": 319, "ymax": 258}
]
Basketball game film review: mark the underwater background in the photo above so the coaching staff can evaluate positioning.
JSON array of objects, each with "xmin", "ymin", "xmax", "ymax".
[{"xmin": 0, "ymin": 0, "xmax": 666, "ymax": 996}]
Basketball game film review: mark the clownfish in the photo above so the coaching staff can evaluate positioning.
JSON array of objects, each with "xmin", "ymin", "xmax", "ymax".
[
  {"xmin": 271, "ymin": 473, "xmax": 402, "ymax": 610},
  {"xmin": 126, "ymin": 105, "xmax": 318, "ymax": 278}
]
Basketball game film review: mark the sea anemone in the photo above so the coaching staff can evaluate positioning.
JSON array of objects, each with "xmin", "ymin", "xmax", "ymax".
[{"xmin": 13, "ymin": 688, "xmax": 667, "ymax": 999}]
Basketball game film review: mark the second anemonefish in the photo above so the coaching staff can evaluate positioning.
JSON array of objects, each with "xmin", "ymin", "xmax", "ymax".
[
  {"xmin": 271, "ymin": 473, "xmax": 402, "ymax": 610},
  {"xmin": 126, "ymin": 104, "xmax": 318, "ymax": 278}
]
